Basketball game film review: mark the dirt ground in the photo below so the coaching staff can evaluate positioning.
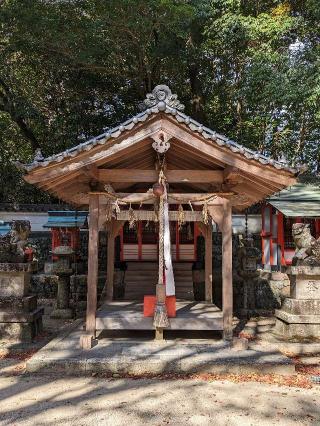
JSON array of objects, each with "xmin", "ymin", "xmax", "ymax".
[
  {"xmin": 0, "ymin": 307, "xmax": 319, "ymax": 425},
  {"xmin": 0, "ymin": 375, "xmax": 319, "ymax": 426}
]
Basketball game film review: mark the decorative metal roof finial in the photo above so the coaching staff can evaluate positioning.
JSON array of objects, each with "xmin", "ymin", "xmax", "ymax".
[{"xmin": 143, "ymin": 84, "xmax": 185, "ymax": 111}]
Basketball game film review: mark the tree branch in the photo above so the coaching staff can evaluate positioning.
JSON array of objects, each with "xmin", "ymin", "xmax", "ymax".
[{"xmin": 0, "ymin": 77, "xmax": 40, "ymax": 152}]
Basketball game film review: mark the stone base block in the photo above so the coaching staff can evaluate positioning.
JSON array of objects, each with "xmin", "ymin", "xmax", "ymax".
[
  {"xmin": 281, "ymin": 298, "xmax": 320, "ymax": 316},
  {"xmin": 274, "ymin": 318, "xmax": 320, "ymax": 339},
  {"xmin": 276, "ymin": 309, "xmax": 320, "ymax": 324},
  {"xmin": 50, "ymin": 308, "xmax": 74, "ymax": 319},
  {"xmin": 290, "ymin": 266, "xmax": 320, "ymax": 299},
  {"xmin": 0, "ymin": 270, "xmax": 30, "ymax": 297},
  {"xmin": 0, "ymin": 307, "xmax": 44, "ymax": 342},
  {"xmin": 0, "ymin": 295, "xmax": 37, "ymax": 313}
]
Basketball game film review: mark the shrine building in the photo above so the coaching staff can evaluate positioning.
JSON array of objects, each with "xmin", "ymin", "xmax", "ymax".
[
  {"xmin": 19, "ymin": 85, "xmax": 299, "ymax": 348},
  {"xmin": 262, "ymin": 183, "xmax": 320, "ymax": 268}
]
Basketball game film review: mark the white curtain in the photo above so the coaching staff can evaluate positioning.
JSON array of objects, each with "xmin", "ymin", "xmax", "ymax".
[{"xmin": 163, "ymin": 186, "xmax": 175, "ymax": 296}]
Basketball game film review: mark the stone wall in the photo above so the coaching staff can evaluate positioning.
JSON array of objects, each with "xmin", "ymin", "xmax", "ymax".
[{"xmin": 195, "ymin": 234, "xmax": 290, "ymax": 315}]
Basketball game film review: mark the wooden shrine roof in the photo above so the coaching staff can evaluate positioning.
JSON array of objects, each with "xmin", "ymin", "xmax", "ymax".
[{"xmin": 18, "ymin": 85, "xmax": 300, "ymax": 210}]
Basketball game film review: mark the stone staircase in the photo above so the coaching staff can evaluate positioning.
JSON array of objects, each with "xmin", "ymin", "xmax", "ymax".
[{"xmin": 123, "ymin": 262, "xmax": 194, "ymax": 300}]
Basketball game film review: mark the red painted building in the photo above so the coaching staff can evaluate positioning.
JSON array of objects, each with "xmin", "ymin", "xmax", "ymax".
[
  {"xmin": 43, "ymin": 211, "xmax": 88, "ymax": 258},
  {"xmin": 261, "ymin": 183, "xmax": 320, "ymax": 268}
]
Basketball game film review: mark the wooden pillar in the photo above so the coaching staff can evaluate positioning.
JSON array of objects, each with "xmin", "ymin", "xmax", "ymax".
[
  {"xmin": 101, "ymin": 220, "xmax": 124, "ymax": 302},
  {"xmin": 197, "ymin": 221, "xmax": 213, "ymax": 303},
  {"xmin": 205, "ymin": 222, "xmax": 213, "ymax": 303},
  {"xmin": 222, "ymin": 200, "xmax": 233, "ymax": 340},
  {"xmin": 106, "ymin": 223, "xmax": 115, "ymax": 301},
  {"xmin": 80, "ymin": 193, "xmax": 99, "ymax": 349}
]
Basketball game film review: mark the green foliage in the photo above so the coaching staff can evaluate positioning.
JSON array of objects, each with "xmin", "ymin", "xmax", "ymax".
[{"xmin": 0, "ymin": 0, "xmax": 319, "ymax": 202}]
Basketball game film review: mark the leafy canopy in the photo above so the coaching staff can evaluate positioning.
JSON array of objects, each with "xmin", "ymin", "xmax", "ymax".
[{"xmin": 0, "ymin": 0, "xmax": 319, "ymax": 202}]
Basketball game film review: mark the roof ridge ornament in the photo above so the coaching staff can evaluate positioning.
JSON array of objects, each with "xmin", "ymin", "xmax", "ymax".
[
  {"xmin": 143, "ymin": 84, "xmax": 185, "ymax": 111},
  {"xmin": 33, "ymin": 148, "xmax": 44, "ymax": 162}
]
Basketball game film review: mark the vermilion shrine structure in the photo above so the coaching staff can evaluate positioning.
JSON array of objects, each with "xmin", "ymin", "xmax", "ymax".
[
  {"xmin": 262, "ymin": 183, "xmax": 320, "ymax": 268},
  {"xmin": 20, "ymin": 85, "xmax": 299, "ymax": 348}
]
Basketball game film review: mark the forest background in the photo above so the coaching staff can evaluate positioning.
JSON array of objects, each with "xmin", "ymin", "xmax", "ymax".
[{"xmin": 0, "ymin": 0, "xmax": 319, "ymax": 203}]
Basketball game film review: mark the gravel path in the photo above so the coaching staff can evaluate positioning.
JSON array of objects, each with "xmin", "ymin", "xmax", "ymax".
[{"xmin": 0, "ymin": 375, "xmax": 319, "ymax": 425}]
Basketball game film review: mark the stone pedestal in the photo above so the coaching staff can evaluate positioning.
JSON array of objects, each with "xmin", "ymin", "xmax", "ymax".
[
  {"xmin": 50, "ymin": 273, "xmax": 74, "ymax": 319},
  {"xmin": 274, "ymin": 266, "xmax": 320, "ymax": 339},
  {"xmin": 50, "ymin": 246, "xmax": 74, "ymax": 319},
  {"xmin": 0, "ymin": 264, "xmax": 43, "ymax": 342}
]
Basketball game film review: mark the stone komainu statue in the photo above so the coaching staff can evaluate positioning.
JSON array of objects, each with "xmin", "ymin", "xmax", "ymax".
[
  {"xmin": 292, "ymin": 223, "xmax": 320, "ymax": 266},
  {"xmin": 0, "ymin": 220, "xmax": 31, "ymax": 263}
]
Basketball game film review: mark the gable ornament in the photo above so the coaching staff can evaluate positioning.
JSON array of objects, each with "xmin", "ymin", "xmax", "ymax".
[
  {"xmin": 143, "ymin": 85, "xmax": 185, "ymax": 111},
  {"xmin": 151, "ymin": 131, "xmax": 171, "ymax": 154}
]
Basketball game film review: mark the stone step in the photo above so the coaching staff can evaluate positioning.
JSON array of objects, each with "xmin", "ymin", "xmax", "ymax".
[
  {"xmin": 126, "ymin": 262, "xmax": 193, "ymax": 271},
  {"xmin": 125, "ymin": 276, "xmax": 193, "ymax": 282},
  {"xmin": 125, "ymin": 272, "xmax": 158, "ymax": 277},
  {"xmin": 256, "ymin": 324, "xmax": 275, "ymax": 333},
  {"xmin": 126, "ymin": 264, "xmax": 157, "ymax": 271},
  {"xmin": 123, "ymin": 293, "xmax": 193, "ymax": 298},
  {"xmin": 173, "ymin": 263, "xmax": 193, "ymax": 270},
  {"xmin": 126, "ymin": 279, "xmax": 192, "ymax": 283},
  {"xmin": 124, "ymin": 262, "xmax": 193, "ymax": 301},
  {"xmin": 125, "ymin": 273, "xmax": 192, "ymax": 278},
  {"xmin": 125, "ymin": 277, "xmax": 192, "ymax": 282},
  {"xmin": 125, "ymin": 285, "xmax": 193, "ymax": 290}
]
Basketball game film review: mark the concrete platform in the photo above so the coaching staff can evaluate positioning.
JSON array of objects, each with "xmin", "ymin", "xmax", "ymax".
[
  {"xmin": 26, "ymin": 320, "xmax": 295, "ymax": 376},
  {"xmin": 258, "ymin": 331, "xmax": 320, "ymax": 356},
  {"xmin": 96, "ymin": 300, "xmax": 223, "ymax": 330}
]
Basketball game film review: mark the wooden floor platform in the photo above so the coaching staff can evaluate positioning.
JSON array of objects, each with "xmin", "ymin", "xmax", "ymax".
[{"xmin": 96, "ymin": 300, "xmax": 223, "ymax": 331}]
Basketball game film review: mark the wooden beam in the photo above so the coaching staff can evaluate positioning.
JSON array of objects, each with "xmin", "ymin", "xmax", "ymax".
[
  {"xmin": 101, "ymin": 192, "xmax": 227, "ymax": 204},
  {"xmin": 83, "ymin": 165, "xmax": 99, "ymax": 181},
  {"xmin": 80, "ymin": 193, "xmax": 99, "ymax": 349},
  {"xmin": 221, "ymin": 199, "xmax": 233, "ymax": 340},
  {"xmin": 98, "ymin": 169, "xmax": 223, "ymax": 184},
  {"xmin": 223, "ymin": 166, "xmax": 243, "ymax": 185},
  {"xmin": 115, "ymin": 210, "xmax": 203, "ymax": 222}
]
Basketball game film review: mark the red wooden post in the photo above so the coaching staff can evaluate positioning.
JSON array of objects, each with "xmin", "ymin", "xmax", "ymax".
[
  {"xmin": 51, "ymin": 229, "xmax": 60, "ymax": 261},
  {"xmin": 316, "ymin": 219, "xmax": 320, "ymax": 239},
  {"xmin": 261, "ymin": 205, "xmax": 265, "ymax": 265},
  {"xmin": 269, "ymin": 206, "xmax": 274, "ymax": 266},
  {"xmin": 277, "ymin": 212, "xmax": 285, "ymax": 266}
]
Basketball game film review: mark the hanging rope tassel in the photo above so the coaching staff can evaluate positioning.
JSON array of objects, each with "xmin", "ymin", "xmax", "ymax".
[
  {"xmin": 202, "ymin": 201, "xmax": 209, "ymax": 225},
  {"xmin": 153, "ymin": 174, "xmax": 170, "ymax": 329},
  {"xmin": 178, "ymin": 204, "xmax": 185, "ymax": 229}
]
